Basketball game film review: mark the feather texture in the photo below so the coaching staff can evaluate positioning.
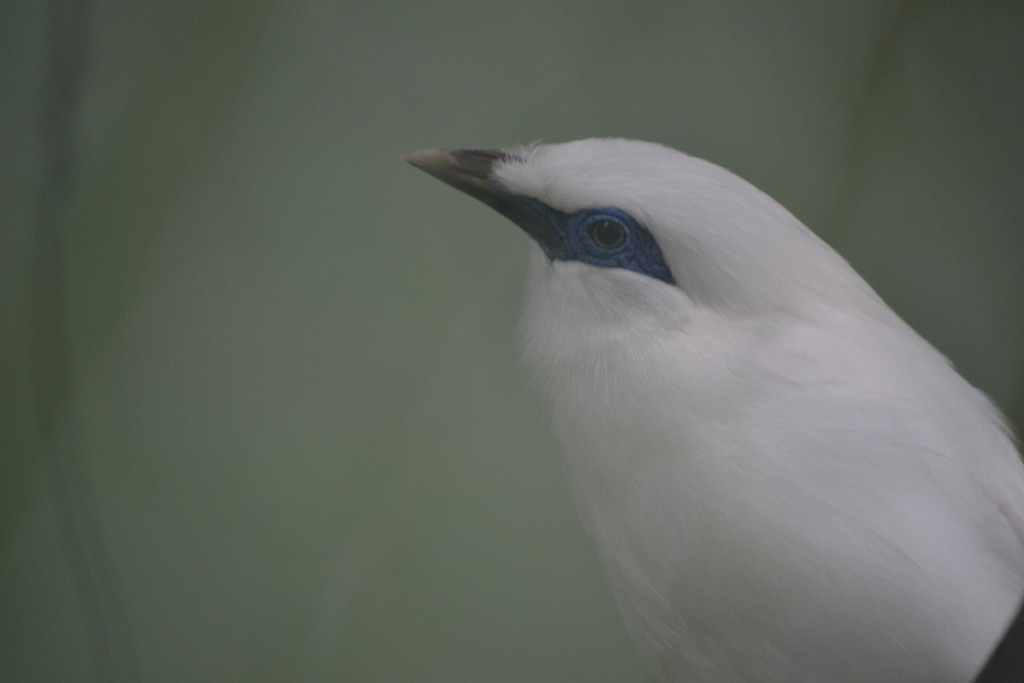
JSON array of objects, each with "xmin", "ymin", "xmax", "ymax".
[
  {"xmin": 505, "ymin": 140, "xmax": 1024, "ymax": 682},
  {"xmin": 408, "ymin": 138, "xmax": 1024, "ymax": 682}
]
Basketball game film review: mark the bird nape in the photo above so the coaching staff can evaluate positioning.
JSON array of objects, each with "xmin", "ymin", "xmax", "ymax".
[{"xmin": 406, "ymin": 138, "xmax": 1024, "ymax": 683}]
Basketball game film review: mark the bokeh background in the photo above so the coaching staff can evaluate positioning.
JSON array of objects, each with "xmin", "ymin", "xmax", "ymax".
[{"xmin": 2, "ymin": 0, "xmax": 1022, "ymax": 681}]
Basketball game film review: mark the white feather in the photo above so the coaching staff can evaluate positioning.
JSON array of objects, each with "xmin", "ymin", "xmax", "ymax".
[{"xmin": 498, "ymin": 139, "xmax": 1024, "ymax": 682}]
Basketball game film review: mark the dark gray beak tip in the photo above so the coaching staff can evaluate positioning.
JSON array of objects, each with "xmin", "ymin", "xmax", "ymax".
[
  {"xmin": 404, "ymin": 147, "xmax": 514, "ymax": 206},
  {"xmin": 404, "ymin": 147, "xmax": 508, "ymax": 179},
  {"xmin": 405, "ymin": 146, "xmax": 556, "ymax": 251}
]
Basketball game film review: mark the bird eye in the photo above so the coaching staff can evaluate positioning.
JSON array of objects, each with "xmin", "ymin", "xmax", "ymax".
[{"xmin": 587, "ymin": 218, "xmax": 627, "ymax": 251}]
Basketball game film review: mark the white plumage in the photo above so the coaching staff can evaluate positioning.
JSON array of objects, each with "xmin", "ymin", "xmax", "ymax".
[{"xmin": 408, "ymin": 138, "xmax": 1024, "ymax": 682}]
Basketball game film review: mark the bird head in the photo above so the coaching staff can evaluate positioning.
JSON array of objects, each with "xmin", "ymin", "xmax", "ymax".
[{"xmin": 406, "ymin": 139, "xmax": 878, "ymax": 391}]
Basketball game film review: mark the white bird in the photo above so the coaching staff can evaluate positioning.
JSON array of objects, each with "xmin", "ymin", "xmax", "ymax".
[{"xmin": 405, "ymin": 139, "xmax": 1024, "ymax": 683}]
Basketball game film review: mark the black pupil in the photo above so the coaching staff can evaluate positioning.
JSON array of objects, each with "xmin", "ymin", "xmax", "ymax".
[{"xmin": 588, "ymin": 219, "xmax": 626, "ymax": 250}]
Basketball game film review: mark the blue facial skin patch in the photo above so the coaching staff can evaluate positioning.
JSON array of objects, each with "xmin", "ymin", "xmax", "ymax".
[
  {"xmin": 495, "ymin": 196, "xmax": 676, "ymax": 286},
  {"xmin": 400, "ymin": 148, "xmax": 673, "ymax": 285}
]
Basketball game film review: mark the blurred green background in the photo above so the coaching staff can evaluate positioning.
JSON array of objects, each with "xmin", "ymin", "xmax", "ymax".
[{"xmin": 2, "ymin": 0, "xmax": 1022, "ymax": 681}]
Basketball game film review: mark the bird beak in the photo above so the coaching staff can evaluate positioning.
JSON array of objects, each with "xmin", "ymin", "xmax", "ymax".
[
  {"xmin": 403, "ymin": 148, "xmax": 512, "ymax": 207},
  {"xmin": 405, "ymin": 147, "xmax": 564, "ymax": 255}
]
